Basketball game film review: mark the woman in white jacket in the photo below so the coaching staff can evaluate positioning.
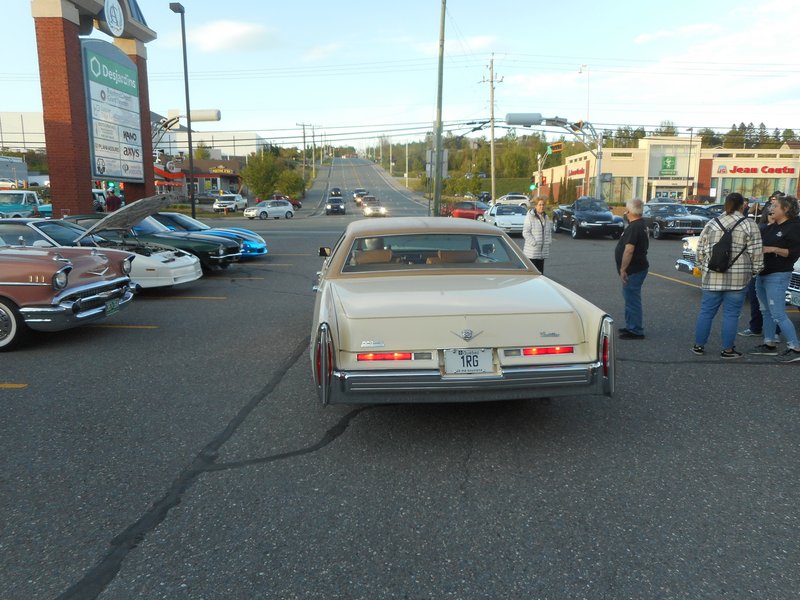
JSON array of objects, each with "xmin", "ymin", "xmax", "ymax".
[{"xmin": 522, "ymin": 197, "xmax": 553, "ymax": 273}]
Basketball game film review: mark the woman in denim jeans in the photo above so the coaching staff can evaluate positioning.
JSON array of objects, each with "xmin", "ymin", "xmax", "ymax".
[
  {"xmin": 749, "ymin": 195, "xmax": 800, "ymax": 362},
  {"xmin": 693, "ymin": 193, "xmax": 764, "ymax": 358}
]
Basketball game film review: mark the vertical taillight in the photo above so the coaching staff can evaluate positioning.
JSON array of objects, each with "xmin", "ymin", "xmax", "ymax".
[{"xmin": 602, "ymin": 335, "xmax": 609, "ymax": 377}]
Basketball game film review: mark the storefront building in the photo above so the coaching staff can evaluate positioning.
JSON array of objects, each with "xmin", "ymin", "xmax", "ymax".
[{"xmin": 542, "ymin": 137, "xmax": 800, "ymax": 204}]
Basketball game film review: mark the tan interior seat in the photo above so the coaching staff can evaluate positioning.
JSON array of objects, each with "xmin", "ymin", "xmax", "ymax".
[
  {"xmin": 426, "ymin": 249, "xmax": 478, "ymax": 264},
  {"xmin": 353, "ymin": 249, "xmax": 393, "ymax": 265}
]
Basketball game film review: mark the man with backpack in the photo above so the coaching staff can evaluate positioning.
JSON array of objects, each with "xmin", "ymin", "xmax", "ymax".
[{"xmin": 692, "ymin": 192, "xmax": 764, "ymax": 359}]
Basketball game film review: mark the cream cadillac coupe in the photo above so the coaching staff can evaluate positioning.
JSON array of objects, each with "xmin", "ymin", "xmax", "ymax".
[{"xmin": 311, "ymin": 217, "xmax": 615, "ymax": 405}]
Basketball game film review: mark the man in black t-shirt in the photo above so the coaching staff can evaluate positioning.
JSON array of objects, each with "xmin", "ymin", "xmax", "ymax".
[{"xmin": 615, "ymin": 198, "xmax": 649, "ymax": 339}]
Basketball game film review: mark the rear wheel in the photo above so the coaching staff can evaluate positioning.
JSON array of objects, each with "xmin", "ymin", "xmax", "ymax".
[{"xmin": 0, "ymin": 298, "xmax": 26, "ymax": 352}]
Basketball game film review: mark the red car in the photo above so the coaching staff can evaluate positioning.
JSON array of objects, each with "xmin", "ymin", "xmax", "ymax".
[{"xmin": 449, "ymin": 200, "xmax": 490, "ymax": 220}]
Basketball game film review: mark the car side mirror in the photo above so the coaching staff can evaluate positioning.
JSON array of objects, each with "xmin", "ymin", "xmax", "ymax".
[{"xmin": 319, "ymin": 247, "xmax": 331, "ymax": 257}]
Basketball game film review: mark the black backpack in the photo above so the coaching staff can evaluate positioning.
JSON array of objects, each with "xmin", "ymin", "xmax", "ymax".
[{"xmin": 707, "ymin": 216, "xmax": 748, "ymax": 273}]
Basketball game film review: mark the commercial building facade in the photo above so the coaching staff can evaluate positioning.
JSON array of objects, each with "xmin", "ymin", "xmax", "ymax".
[{"xmin": 541, "ymin": 136, "xmax": 800, "ymax": 203}]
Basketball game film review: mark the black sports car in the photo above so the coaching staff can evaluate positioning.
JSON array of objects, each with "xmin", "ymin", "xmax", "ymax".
[
  {"xmin": 552, "ymin": 196, "xmax": 624, "ymax": 239},
  {"xmin": 640, "ymin": 202, "xmax": 709, "ymax": 239}
]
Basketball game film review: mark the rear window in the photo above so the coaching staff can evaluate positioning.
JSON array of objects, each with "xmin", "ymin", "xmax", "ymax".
[{"xmin": 340, "ymin": 233, "xmax": 528, "ymax": 273}]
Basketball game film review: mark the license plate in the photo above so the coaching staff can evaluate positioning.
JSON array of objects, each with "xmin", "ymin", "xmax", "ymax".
[
  {"xmin": 444, "ymin": 348, "xmax": 492, "ymax": 374},
  {"xmin": 105, "ymin": 298, "xmax": 120, "ymax": 315},
  {"xmin": 791, "ymin": 291, "xmax": 800, "ymax": 307}
]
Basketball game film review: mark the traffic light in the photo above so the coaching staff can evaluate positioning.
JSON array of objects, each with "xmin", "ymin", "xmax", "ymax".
[
  {"xmin": 529, "ymin": 176, "xmax": 537, "ymax": 191},
  {"xmin": 550, "ymin": 142, "xmax": 564, "ymax": 153}
]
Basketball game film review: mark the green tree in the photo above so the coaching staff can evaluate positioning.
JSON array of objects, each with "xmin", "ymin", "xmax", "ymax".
[
  {"xmin": 652, "ymin": 120, "xmax": 677, "ymax": 136},
  {"xmin": 698, "ymin": 127, "xmax": 722, "ymax": 148},
  {"xmin": 275, "ymin": 170, "xmax": 305, "ymax": 198},
  {"xmin": 723, "ymin": 124, "xmax": 745, "ymax": 148},
  {"xmin": 241, "ymin": 150, "xmax": 282, "ymax": 198},
  {"xmin": 194, "ymin": 142, "xmax": 211, "ymax": 160}
]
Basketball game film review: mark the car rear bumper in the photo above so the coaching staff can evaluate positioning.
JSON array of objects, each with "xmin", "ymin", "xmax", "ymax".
[
  {"xmin": 20, "ymin": 280, "xmax": 135, "ymax": 332},
  {"xmin": 323, "ymin": 361, "xmax": 612, "ymax": 405}
]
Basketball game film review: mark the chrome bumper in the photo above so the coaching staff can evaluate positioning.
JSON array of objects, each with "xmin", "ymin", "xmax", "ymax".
[
  {"xmin": 324, "ymin": 362, "xmax": 611, "ymax": 404},
  {"xmin": 208, "ymin": 251, "xmax": 243, "ymax": 262},
  {"xmin": 20, "ymin": 280, "xmax": 135, "ymax": 332},
  {"xmin": 675, "ymin": 258, "xmax": 697, "ymax": 274}
]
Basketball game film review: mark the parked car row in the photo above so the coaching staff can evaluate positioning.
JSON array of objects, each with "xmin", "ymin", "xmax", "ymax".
[{"xmin": 0, "ymin": 194, "xmax": 271, "ymax": 351}]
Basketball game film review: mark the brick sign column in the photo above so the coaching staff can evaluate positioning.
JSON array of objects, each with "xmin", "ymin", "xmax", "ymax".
[{"xmin": 32, "ymin": 2, "xmax": 92, "ymax": 216}]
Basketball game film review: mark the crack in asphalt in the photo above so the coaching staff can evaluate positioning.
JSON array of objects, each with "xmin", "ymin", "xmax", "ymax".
[{"xmin": 56, "ymin": 335, "xmax": 367, "ymax": 600}]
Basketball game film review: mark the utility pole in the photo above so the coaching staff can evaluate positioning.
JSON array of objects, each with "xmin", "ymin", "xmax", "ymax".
[
  {"xmin": 311, "ymin": 125, "xmax": 316, "ymax": 179},
  {"xmin": 296, "ymin": 122, "xmax": 308, "ymax": 182},
  {"xmin": 405, "ymin": 141, "xmax": 409, "ymax": 189},
  {"xmin": 483, "ymin": 55, "xmax": 502, "ymax": 204},
  {"xmin": 432, "ymin": 0, "xmax": 446, "ymax": 216}
]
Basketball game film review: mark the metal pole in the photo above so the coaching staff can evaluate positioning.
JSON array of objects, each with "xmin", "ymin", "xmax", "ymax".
[
  {"xmin": 489, "ymin": 56, "xmax": 496, "ymax": 205},
  {"xmin": 595, "ymin": 132, "xmax": 603, "ymax": 198},
  {"xmin": 432, "ymin": 0, "xmax": 446, "ymax": 216},
  {"xmin": 405, "ymin": 141, "xmax": 408, "ymax": 189},
  {"xmin": 171, "ymin": 4, "xmax": 195, "ymax": 218},
  {"xmin": 686, "ymin": 127, "xmax": 693, "ymax": 201}
]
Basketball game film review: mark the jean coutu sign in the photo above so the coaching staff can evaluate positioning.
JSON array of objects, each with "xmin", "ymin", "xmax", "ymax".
[{"xmin": 81, "ymin": 39, "xmax": 144, "ymax": 183}]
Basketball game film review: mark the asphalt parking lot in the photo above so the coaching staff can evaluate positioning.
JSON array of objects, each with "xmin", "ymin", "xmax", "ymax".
[{"xmin": 2, "ymin": 167, "xmax": 799, "ymax": 598}]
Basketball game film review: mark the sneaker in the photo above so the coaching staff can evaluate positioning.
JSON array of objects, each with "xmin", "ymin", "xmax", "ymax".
[
  {"xmin": 691, "ymin": 345, "xmax": 705, "ymax": 355},
  {"xmin": 777, "ymin": 348, "xmax": 800, "ymax": 363},
  {"xmin": 749, "ymin": 344, "xmax": 778, "ymax": 356},
  {"xmin": 720, "ymin": 348, "xmax": 743, "ymax": 359},
  {"xmin": 737, "ymin": 328, "xmax": 761, "ymax": 337},
  {"xmin": 619, "ymin": 330, "xmax": 645, "ymax": 340}
]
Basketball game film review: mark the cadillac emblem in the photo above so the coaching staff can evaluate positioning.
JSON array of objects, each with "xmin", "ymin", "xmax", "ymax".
[{"xmin": 452, "ymin": 328, "xmax": 482, "ymax": 342}]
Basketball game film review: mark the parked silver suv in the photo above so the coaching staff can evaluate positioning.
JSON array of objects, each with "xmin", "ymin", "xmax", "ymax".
[{"xmin": 212, "ymin": 194, "xmax": 248, "ymax": 213}]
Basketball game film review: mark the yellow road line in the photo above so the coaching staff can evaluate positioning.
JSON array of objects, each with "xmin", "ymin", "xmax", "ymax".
[
  {"xmin": 138, "ymin": 296, "xmax": 227, "ymax": 300},
  {"xmin": 89, "ymin": 324, "xmax": 159, "ymax": 329},
  {"xmin": 650, "ymin": 272, "xmax": 701, "ymax": 289},
  {"xmin": 0, "ymin": 383, "xmax": 28, "ymax": 389}
]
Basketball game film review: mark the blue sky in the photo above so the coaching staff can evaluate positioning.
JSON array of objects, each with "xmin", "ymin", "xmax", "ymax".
[{"xmin": 2, "ymin": 0, "xmax": 799, "ymax": 149}]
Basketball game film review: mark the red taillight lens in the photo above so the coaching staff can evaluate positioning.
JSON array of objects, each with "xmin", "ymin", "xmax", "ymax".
[
  {"xmin": 522, "ymin": 346, "xmax": 574, "ymax": 356},
  {"xmin": 602, "ymin": 336, "xmax": 609, "ymax": 377},
  {"xmin": 357, "ymin": 352, "xmax": 413, "ymax": 361}
]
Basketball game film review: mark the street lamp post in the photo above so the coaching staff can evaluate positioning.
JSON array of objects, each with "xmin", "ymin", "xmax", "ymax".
[
  {"xmin": 579, "ymin": 64, "xmax": 589, "ymax": 121},
  {"xmin": 170, "ymin": 3, "xmax": 196, "ymax": 218},
  {"xmin": 686, "ymin": 127, "xmax": 694, "ymax": 202},
  {"xmin": 506, "ymin": 113, "xmax": 604, "ymax": 197}
]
